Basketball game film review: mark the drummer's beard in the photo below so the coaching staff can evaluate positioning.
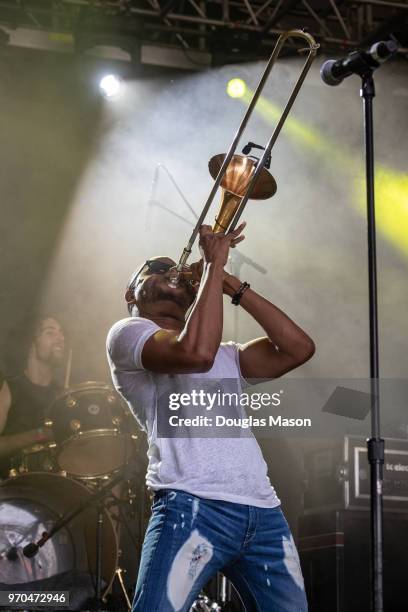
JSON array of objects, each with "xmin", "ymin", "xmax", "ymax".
[{"xmin": 35, "ymin": 343, "xmax": 65, "ymax": 370}]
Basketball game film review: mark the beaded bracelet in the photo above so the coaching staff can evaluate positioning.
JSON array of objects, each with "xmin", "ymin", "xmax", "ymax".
[{"xmin": 231, "ymin": 282, "xmax": 250, "ymax": 305}]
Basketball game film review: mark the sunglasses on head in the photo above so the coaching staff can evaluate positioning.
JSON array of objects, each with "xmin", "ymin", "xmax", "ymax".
[
  {"xmin": 133, "ymin": 260, "xmax": 175, "ymax": 286},
  {"xmin": 143, "ymin": 260, "xmax": 174, "ymax": 275}
]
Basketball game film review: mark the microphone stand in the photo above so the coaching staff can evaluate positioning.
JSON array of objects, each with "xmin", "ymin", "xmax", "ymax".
[
  {"xmin": 361, "ymin": 69, "xmax": 384, "ymax": 612},
  {"xmin": 322, "ymin": 43, "xmax": 398, "ymax": 612},
  {"xmin": 325, "ymin": 61, "xmax": 386, "ymax": 611}
]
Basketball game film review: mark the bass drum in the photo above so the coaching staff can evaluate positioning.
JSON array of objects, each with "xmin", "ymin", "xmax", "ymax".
[{"xmin": 0, "ymin": 472, "xmax": 118, "ymax": 596}]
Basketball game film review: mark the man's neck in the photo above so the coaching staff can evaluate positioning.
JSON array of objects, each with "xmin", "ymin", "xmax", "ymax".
[
  {"xmin": 138, "ymin": 303, "xmax": 185, "ymax": 332},
  {"xmin": 25, "ymin": 359, "xmax": 53, "ymax": 387},
  {"xmin": 150, "ymin": 316, "xmax": 184, "ymax": 332}
]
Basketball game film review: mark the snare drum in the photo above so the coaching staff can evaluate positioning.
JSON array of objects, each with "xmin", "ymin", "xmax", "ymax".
[{"xmin": 48, "ymin": 382, "xmax": 136, "ymax": 478}]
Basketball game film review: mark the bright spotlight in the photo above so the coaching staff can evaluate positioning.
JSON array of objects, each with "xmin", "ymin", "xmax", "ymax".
[
  {"xmin": 226, "ymin": 78, "xmax": 247, "ymax": 99},
  {"xmin": 99, "ymin": 74, "xmax": 122, "ymax": 98}
]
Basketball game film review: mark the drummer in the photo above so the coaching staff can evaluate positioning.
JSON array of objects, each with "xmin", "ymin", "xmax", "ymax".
[{"xmin": 0, "ymin": 314, "xmax": 65, "ymax": 476}]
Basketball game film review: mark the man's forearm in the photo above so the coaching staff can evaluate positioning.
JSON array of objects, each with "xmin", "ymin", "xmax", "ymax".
[
  {"xmin": 178, "ymin": 262, "xmax": 224, "ymax": 362},
  {"xmin": 0, "ymin": 429, "xmax": 46, "ymax": 461},
  {"xmin": 223, "ymin": 273, "xmax": 314, "ymax": 355}
]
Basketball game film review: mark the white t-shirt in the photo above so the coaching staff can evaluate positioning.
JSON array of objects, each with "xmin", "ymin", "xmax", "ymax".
[{"xmin": 107, "ymin": 316, "xmax": 280, "ymax": 508}]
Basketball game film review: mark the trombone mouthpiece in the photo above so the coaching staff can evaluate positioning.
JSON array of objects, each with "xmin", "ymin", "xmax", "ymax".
[
  {"xmin": 167, "ymin": 264, "xmax": 194, "ymax": 288},
  {"xmin": 167, "ymin": 267, "xmax": 181, "ymax": 288}
]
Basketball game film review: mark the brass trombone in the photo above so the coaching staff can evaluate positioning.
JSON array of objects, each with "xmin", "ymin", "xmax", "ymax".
[{"xmin": 169, "ymin": 29, "xmax": 319, "ymax": 287}]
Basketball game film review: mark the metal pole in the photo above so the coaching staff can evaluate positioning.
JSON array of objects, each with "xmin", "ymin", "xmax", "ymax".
[{"xmin": 361, "ymin": 72, "xmax": 384, "ymax": 612}]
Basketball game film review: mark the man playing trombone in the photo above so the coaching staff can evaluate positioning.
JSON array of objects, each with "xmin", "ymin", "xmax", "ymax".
[{"xmin": 107, "ymin": 222, "xmax": 315, "ymax": 611}]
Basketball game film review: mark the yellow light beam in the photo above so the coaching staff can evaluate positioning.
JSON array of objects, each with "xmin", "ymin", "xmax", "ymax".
[
  {"xmin": 237, "ymin": 88, "xmax": 408, "ymax": 259},
  {"xmin": 355, "ymin": 169, "xmax": 408, "ymax": 258}
]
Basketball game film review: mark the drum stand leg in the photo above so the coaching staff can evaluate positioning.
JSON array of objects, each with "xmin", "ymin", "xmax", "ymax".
[
  {"xmin": 115, "ymin": 568, "xmax": 132, "ymax": 611},
  {"xmin": 216, "ymin": 573, "xmax": 232, "ymax": 609},
  {"xmin": 96, "ymin": 503, "xmax": 104, "ymax": 606}
]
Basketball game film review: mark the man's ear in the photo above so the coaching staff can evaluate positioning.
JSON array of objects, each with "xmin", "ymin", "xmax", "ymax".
[{"xmin": 125, "ymin": 288, "xmax": 136, "ymax": 306}]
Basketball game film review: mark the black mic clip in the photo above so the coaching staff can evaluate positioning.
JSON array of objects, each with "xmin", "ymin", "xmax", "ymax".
[{"xmin": 242, "ymin": 142, "xmax": 271, "ymax": 169}]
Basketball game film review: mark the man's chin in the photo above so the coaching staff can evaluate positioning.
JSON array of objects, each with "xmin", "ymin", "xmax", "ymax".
[
  {"xmin": 50, "ymin": 352, "xmax": 65, "ymax": 368},
  {"xmin": 156, "ymin": 287, "xmax": 192, "ymax": 308}
]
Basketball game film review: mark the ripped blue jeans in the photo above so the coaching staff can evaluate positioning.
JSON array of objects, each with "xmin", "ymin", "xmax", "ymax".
[{"xmin": 132, "ymin": 489, "xmax": 308, "ymax": 612}]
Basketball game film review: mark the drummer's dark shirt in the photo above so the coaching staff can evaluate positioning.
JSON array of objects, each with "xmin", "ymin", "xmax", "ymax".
[
  {"xmin": 3, "ymin": 374, "xmax": 60, "ymax": 436},
  {"xmin": 0, "ymin": 374, "xmax": 60, "ymax": 476}
]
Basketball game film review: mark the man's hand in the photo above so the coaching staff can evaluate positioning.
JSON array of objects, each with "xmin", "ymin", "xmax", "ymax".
[
  {"xmin": 190, "ymin": 262, "xmax": 237, "ymax": 294},
  {"xmin": 199, "ymin": 223, "xmax": 246, "ymax": 268},
  {"xmin": 188, "ymin": 260, "xmax": 204, "ymax": 288}
]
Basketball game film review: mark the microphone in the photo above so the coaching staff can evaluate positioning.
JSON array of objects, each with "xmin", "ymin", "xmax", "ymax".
[
  {"xmin": 320, "ymin": 40, "xmax": 398, "ymax": 86},
  {"xmin": 145, "ymin": 165, "xmax": 160, "ymax": 230}
]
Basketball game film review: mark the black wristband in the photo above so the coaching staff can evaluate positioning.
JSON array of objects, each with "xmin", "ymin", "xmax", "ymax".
[{"xmin": 231, "ymin": 282, "xmax": 250, "ymax": 305}]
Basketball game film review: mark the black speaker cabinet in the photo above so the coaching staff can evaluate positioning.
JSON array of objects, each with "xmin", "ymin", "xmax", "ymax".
[{"xmin": 298, "ymin": 510, "xmax": 408, "ymax": 612}]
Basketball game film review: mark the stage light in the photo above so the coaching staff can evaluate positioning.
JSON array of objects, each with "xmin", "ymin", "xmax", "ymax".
[
  {"xmin": 99, "ymin": 74, "xmax": 122, "ymax": 98},
  {"xmin": 227, "ymin": 78, "xmax": 247, "ymax": 99}
]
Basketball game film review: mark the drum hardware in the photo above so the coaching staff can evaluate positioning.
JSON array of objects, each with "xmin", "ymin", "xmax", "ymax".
[
  {"xmin": 70, "ymin": 419, "xmax": 81, "ymax": 432},
  {"xmin": 115, "ymin": 567, "xmax": 131, "ymax": 611},
  {"xmin": 192, "ymin": 573, "xmax": 247, "ymax": 611},
  {"xmin": 66, "ymin": 395, "xmax": 77, "ymax": 409},
  {"xmin": 191, "ymin": 593, "xmax": 220, "ymax": 611},
  {"xmin": 104, "ymin": 494, "xmax": 139, "ymax": 552},
  {"xmin": 96, "ymin": 502, "xmax": 104, "ymax": 605}
]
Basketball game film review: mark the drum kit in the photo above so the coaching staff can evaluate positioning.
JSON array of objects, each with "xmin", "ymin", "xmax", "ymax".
[
  {"xmin": 0, "ymin": 381, "xmax": 144, "ymax": 611},
  {"xmin": 0, "ymin": 382, "xmax": 244, "ymax": 611},
  {"xmin": 0, "ymin": 381, "xmax": 245, "ymax": 611}
]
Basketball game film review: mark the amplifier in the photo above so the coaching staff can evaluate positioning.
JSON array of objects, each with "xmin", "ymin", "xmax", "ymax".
[
  {"xmin": 303, "ymin": 436, "xmax": 408, "ymax": 513},
  {"xmin": 298, "ymin": 510, "xmax": 408, "ymax": 612}
]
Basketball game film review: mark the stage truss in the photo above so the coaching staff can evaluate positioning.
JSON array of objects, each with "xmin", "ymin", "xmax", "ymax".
[{"xmin": 0, "ymin": 0, "xmax": 407, "ymax": 67}]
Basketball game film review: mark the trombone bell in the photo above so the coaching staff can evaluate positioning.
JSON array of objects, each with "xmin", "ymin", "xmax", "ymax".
[{"xmin": 208, "ymin": 154, "xmax": 277, "ymax": 233}]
